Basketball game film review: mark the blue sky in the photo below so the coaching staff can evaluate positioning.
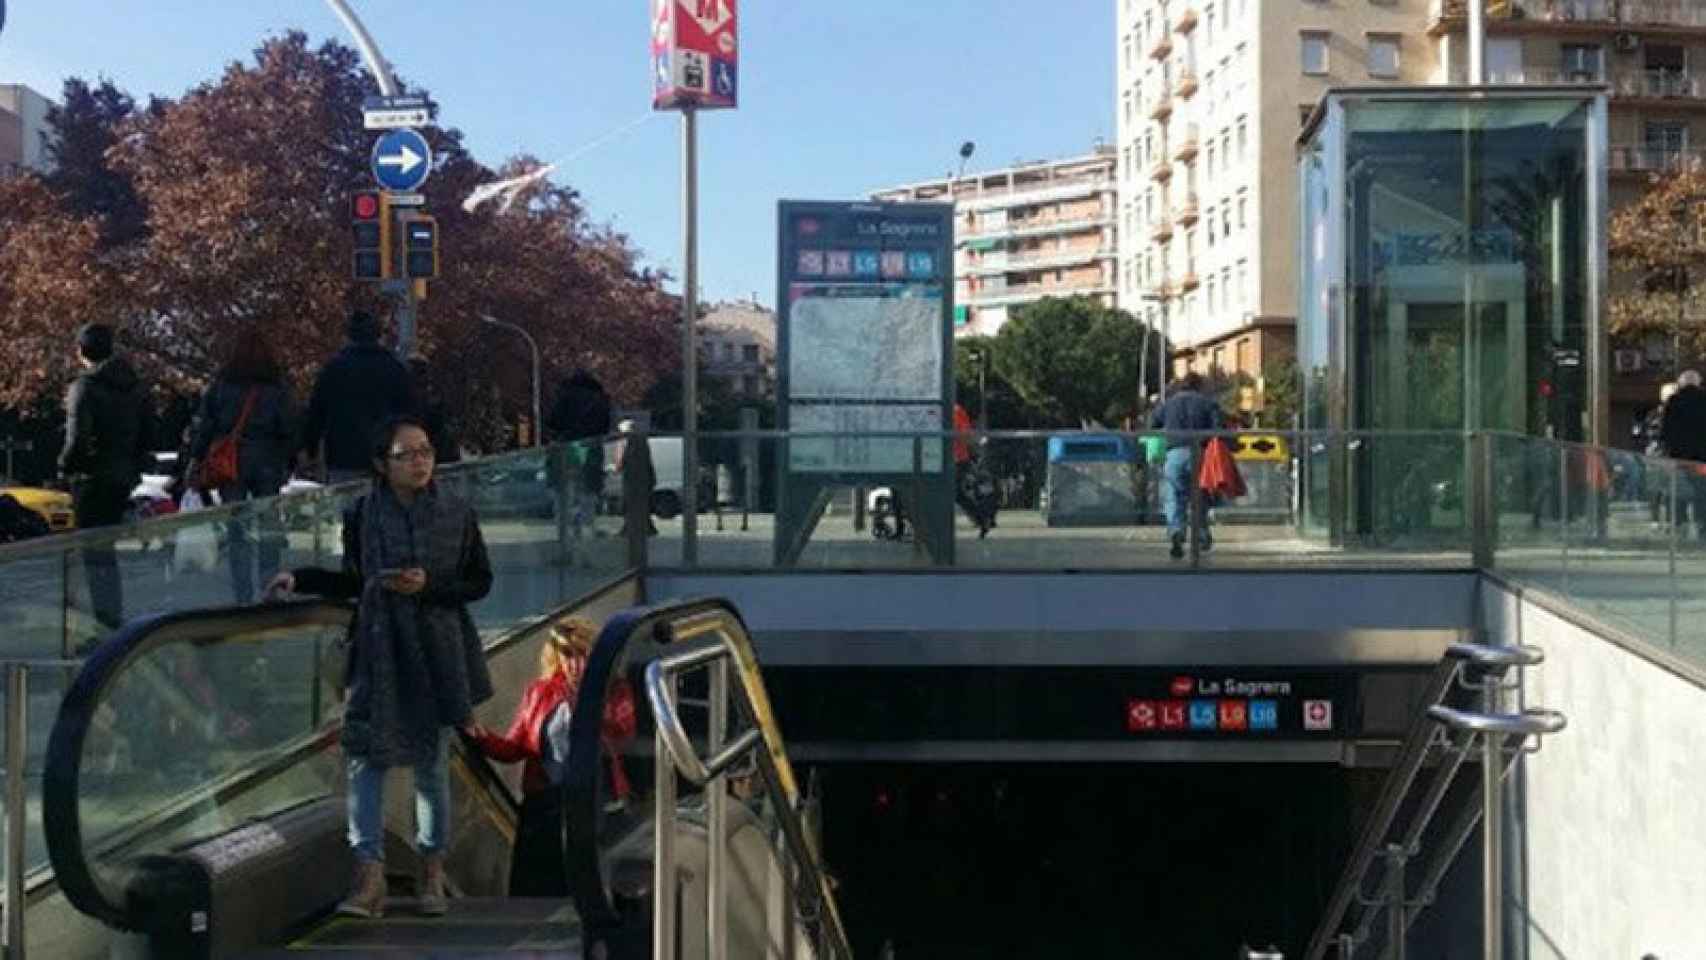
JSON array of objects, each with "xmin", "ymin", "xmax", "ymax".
[{"xmin": 1, "ymin": 1, "xmax": 1113, "ymax": 306}]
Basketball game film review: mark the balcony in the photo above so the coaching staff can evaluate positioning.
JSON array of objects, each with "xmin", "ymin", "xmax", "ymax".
[
  {"xmin": 1429, "ymin": 0, "xmax": 1706, "ymax": 35},
  {"xmin": 1149, "ymin": 92, "xmax": 1174, "ymax": 121},
  {"xmin": 1150, "ymin": 157, "xmax": 1174, "ymax": 183},
  {"xmin": 1174, "ymin": 125, "xmax": 1200, "ymax": 162},
  {"xmin": 1174, "ymin": 195, "xmax": 1200, "ymax": 227},
  {"xmin": 1616, "ymin": 69, "xmax": 1706, "ymax": 101},
  {"xmin": 1149, "ymin": 31, "xmax": 1174, "ymax": 60},
  {"xmin": 1175, "ymin": 4, "xmax": 1199, "ymax": 33},
  {"xmin": 1177, "ymin": 67, "xmax": 1199, "ymax": 99},
  {"xmin": 1610, "ymin": 144, "xmax": 1706, "ymax": 174},
  {"xmin": 1150, "ymin": 220, "xmax": 1175, "ymax": 244}
]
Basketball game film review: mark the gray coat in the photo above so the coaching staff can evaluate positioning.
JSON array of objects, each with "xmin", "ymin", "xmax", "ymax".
[{"xmin": 294, "ymin": 487, "xmax": 495, "ymax": 765}]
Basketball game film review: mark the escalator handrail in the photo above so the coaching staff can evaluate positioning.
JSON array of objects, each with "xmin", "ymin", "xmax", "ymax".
[
  {"xmin": 42, "ymin": 600, "xmax": 354, "ymax": 928},
  {"xmin": 562, "ymin": 596, "xmax": 851, "ymax": 957}
]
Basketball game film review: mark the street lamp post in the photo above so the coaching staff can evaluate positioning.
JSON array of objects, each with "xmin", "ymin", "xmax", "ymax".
[
  {"xmin": 480, "ymin": 315, "xmax": 542, "ymax": 448},
  {"xmin": 1141, "ymin": 291, "xmax": 1172, "ymax": 409}
]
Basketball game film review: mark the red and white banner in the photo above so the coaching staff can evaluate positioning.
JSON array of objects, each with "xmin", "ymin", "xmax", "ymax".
[{"xmin": 652, "ymin": 0, "xmax": 738, "ymax": 111}]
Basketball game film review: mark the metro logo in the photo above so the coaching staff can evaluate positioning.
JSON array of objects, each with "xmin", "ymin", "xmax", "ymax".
[
  {"xmin": 1126, "ymin": 700, "xmax": 1160, "ymax": 732},
  {"xmin": 1159, "ymin": 702, "xmax": 1188, "ymax": 730},
  {"xmin": 1218, "ymin": 700, "xmax": 1249, "ymax": 731},
  {"xmin": 1170, "ymin": 676, "xmax": 1195, "ymax": 697}
]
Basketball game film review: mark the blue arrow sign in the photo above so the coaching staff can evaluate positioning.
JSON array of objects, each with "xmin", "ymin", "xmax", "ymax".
[{"xmin": 371, "ymin": 128, "xmax": 432, "ymax": 192}]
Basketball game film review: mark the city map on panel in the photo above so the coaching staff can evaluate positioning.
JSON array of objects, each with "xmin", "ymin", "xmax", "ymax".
[{"xmin": 786, "ymin": 289, "xmax": 942, "ymax": 402}]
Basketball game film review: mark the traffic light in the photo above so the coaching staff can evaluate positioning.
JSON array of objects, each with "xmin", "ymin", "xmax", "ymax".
[
  {"xmin": 402, "ymin": 214, "xmax": 439, "ymax": 280},
  {"xmin": 352, "ymin": 191, "xmax": 390, "ymax": 280}
]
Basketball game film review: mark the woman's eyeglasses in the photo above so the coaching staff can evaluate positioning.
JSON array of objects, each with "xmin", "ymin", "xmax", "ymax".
[{"xmin": 387, "ymin": 446, "xmax": 435, "ymax": 463}]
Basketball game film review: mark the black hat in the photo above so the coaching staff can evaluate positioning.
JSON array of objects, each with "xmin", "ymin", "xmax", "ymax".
[{"xmin": 78, "ymin": 324, "xmax": 115, "ymax": 362}]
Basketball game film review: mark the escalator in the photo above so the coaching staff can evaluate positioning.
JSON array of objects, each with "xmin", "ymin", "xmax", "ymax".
[{"xmin": 38, "ymin": 589, "xmax": 845, "ymax": 958}]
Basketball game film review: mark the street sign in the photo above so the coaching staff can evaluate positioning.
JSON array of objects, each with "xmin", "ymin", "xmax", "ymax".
[
  {"xmin": 652, "ymin": 0, "xmax": 739, "ymax": 110},
  {"xmin": 386, "ymin": 192, "xmax": 427, "ymax": 208},
  {"xmin": 370, "ymin": 128, "xmax": 432, "ymax": 193},
  {"xmin": 363, "ymin": 95, "xmax": 432, "ymax": 130}
]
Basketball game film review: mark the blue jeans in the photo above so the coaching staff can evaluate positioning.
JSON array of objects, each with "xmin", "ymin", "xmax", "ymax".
[
  {"xmin": 346, "ymin": 732, "xmax": 450, "ymax": 864},
  {"xmin": 1162, "ymin": 447, "xmax": 1203, "ymax": 538}
]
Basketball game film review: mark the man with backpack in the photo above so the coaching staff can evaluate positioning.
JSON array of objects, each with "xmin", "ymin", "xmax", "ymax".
[
  {"xmin": 58, "ymin": 324, "xmax": 152, "ymax": 630},
  {"xmin": 302, "ymin": 310, "xmax": 415, "ymax": 483}
]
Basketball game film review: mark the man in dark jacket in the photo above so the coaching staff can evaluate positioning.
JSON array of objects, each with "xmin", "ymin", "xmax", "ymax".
[
  {"xmin": 303, "ymin": 310, "xmax": 415, "ymax": 483},
  {"xmin": 546, "ymin": 370, "xmax": 613, "ymax": 530},
  {"xmin": 1661, "ymin": 368, "xmax": 1706, "ymax": 541},
  {"xmin": 59, "ymin": 323, "xmax": 152, "ymax": 629},
  {"xmin": 1149, "ymin": 371, "xmax": 1223, "ymax": 559}
]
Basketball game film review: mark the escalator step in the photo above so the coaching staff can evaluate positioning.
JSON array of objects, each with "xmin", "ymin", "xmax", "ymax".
[{"xmin": 240, "ymin": 897, "xmax": 581, "ymax": 957}]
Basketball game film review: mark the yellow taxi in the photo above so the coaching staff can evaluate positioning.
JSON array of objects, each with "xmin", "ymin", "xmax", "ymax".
[{"xmin": 0, "ymin": 485, "xmax": 77, "ymax": 533}]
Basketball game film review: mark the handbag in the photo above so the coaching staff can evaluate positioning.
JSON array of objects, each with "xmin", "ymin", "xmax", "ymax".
[
  {"xmin": 198, "ymin": 387, "xmax": 261, "ymax": 490},
  {"xmin": 1197, "ymin": 437, "xmax": 1248, "ymax": 501}
]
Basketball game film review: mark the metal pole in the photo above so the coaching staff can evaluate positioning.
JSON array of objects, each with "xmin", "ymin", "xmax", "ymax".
[
  {"xmin": 1481, "ymin": 664, "xmax": 1505, "ymax": 960},
  {"xmin": 5, "ymin": 663, "xmax": 27, "ymax": 958},
  {"xmin": 707, "ymin": 657, "xmax": 729, "ymax": 960},
  {"xmin": 653, "ymin": 681, "xmax": 678, "ymax": 960},
  {"xmin": 681, "ymin": 106, "xmax": 700, "ymax": 567},
  {"xmin": 1159, "ymin": 296, "xmax": 1170, "ymax": 408},
  {"xmin": 1382, "ymin": 844, "xmax": 1407, "ymax": 960},
  {"xmin": 481, "ymin": 317, "xmax": 543, "ymax": 447},
  {"xmin": 324, "ymin": 0, "xmax": 400, "ymax": 95},
  {"xmin": 1138, "ymin": 326, "xmax": 1151, "ymax": 420},
  {"xmin": 1670, "ymin": 465, "xmax": 1680, "ymax": 647},
  {"xmin": 1468, "ymin": 0, "xmax": 1486, "ymax": 84}
]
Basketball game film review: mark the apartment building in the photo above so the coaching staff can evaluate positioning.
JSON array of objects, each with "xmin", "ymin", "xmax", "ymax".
[
  {"xmin": 1115, "ymin": 0, "xmax": 1434, "ymax": 408},
  {"xmin": 699, "ymin": 300, "xmax": 777, "ymax": 400},
  {"xmin": 1429, "ymin": 0, "xmax": 1706, "ymax": 405},
  {"xmin": 871, "ymin": 148, "xmax": 1119, "ymax": 338},
  {"xmin": 0, "ymin": 83, "xmax": 54, "ymax": 178}
]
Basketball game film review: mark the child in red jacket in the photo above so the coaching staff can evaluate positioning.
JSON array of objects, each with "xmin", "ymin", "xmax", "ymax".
[{"xmin": 470, "ymin": 616, "xmax": 635, "ymax": 896}]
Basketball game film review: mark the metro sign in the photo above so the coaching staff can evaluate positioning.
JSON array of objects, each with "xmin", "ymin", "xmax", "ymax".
[{"xmin": 652, "ymin": 0, "xmax": 739, "ymax": 110}]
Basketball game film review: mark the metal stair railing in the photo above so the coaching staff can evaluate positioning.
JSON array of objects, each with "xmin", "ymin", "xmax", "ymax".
[
  {"xmin": 1303, "ymin": 640, "xmax": 1566, "ymax": 960},
  {"xmin": 644, "ymin": 605, "xmax": 852, "ymax": 960}
]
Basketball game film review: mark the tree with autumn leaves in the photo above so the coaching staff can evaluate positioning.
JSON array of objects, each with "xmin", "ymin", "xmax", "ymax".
[
  {"xmin": 0, "ymin": 32, "xmax": 678, "ymax": 456},
  {"xmin": 1608, "ymin": 168, "xmax": 1706, "ymax": 367}
]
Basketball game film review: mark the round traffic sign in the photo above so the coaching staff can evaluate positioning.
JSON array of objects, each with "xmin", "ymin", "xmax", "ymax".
[{"xmin": 371, "ymin": 128, "xmax": 432, "ymax": 193}]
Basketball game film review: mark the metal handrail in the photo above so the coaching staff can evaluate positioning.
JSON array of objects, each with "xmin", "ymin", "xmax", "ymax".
[
  {"xmin": 640, "ymin": 603, "xmax": 852, "ymax": 960},
  {"xmin": 1302, "ymin": 640, "xmax": 1566, "ymax": 960}
]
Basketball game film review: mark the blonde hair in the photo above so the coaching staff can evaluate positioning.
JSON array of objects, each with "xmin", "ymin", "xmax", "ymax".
[
  {"xmin": 1662, "ymin": 382, "xmax": 1680, "ymax": 403},
  {"xmin": 540, "ymin": 615, "xmax": 600, "ymax": 678}
]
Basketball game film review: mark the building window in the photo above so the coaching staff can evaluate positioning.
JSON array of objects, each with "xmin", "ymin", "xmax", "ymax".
[
  {"xmin": 1207, "ymin": 142, "xmax": 1216, "ymax": 177},
  {"xmin": 1221, "ymin": 204, "xmax": 1231, "ymax": 239},
  {"xmin": 1237, "ymin": 258, "xmax": 1249, "ymax": 305},
  {"xmin": 1561, "ymin": 43, "xmax": 1603, "ymax": 82},
  {"xmin": 1207, "ymin": 276, "xmax": 1217, "ymax": 312},
  {"xmin": 1206, "ymin": 2, "xmax": 1215, "ymax": 45},
  {"xmin": 742, "ymin": 344, "xmax": 759, "ymax": 363},
  {"xmin": 1487, "ymin": 38, "xmax": 1522, "ymax": 83},
  {"xmin": 1213, "ymin": 346, "xmax": 1226, "ymax": 373},
  {"xmin": 1301, "ymin": 32, "xmax": 1329, "ymax": 75},
  {"xmin": 1645, "ymin": 120, "xmax": 1688, "ymax": 154},
  {"xmin": 1124, "ymin": 34, "xmax": 1133, "ymax": 71},
  {"xmin": 1123, "ymin": 91, "xmax": 1132, "ymax": 123},
  {"xmin": 1236, "ymin": 338, "xmax": 1252, "ymax": 374},
  {"xmin": 1237, "ymin": 116, "xmax": 1248, "ymax": 157},
  {"xmin": 1367, "ymin": 35, "xmax": 1400, "ymax": 79},
  {"xmin": 1237, "ymin": 191, "xmax": 1247, "ymax": 229}
]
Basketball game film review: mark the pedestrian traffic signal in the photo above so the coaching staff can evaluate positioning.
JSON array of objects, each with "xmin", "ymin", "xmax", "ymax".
[
  {"xmin": 352, "ymin": 191, "xmax": 391, "ymax": 281},
  {"xmin": 402, "ymin": 214, "xmax": 438, "ymax": 280}
]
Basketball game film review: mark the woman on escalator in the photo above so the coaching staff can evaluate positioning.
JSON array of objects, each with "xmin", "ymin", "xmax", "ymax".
[
  {"xmin": 467, "ymin": 615, "xmax": 637, "ymax": 896},
  {"xmin": 266, "ymin": 414, "xmax": 495, "ymax": 920}
]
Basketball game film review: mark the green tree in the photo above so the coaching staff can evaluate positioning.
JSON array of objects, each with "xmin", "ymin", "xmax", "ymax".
[
  {"xmin": 952, "ymin": 335, "xmax": 1042, "ymax": 428},
  {"xmin": 990, "ymin": 296, "xmax": 1159, "ymax": 427}
]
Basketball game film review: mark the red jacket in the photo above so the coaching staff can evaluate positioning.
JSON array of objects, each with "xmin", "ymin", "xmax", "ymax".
[{"xmin": 475, "ymin": 657, "xmax": 637, "ymax": 798}]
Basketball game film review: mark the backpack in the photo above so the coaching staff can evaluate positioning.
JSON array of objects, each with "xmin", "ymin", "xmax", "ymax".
[
  {"xmin": 539, "ymin": 699, "xmax": 574, "ymax": 787},
  {"xmin": 198, "ymin": 387, "xmax": 261, "ymax": 490}
]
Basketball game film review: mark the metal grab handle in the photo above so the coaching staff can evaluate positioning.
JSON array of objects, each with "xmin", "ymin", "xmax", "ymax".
[
  {"xmin": 1427, "ymin": 705, "xmax": 1568, "ymax": 737},
  {"xmin": 645, "ymin": 642, "xmax": 763, "ymax": 786},
  {"xmin": 1445, "ymin": 641, "xmax": 1544, "ymax": 671}
]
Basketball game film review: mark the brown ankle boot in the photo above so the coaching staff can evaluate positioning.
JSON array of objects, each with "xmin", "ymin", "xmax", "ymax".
[
  {"xmin": 418, "ymin": 854, "xmax": 447, "ymax": 916},
  {"xmin": 337, "ymin": 860, "xmax": 387, "ymax": 918}
]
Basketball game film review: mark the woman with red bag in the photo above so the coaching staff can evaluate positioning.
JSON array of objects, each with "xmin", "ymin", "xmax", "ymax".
[
  {"xmin": 1147, "ymin": 372, "xmax": 1225, "ymax": 559},
  {"xmin": 468, "ymin": 616, "xmax": 636, "ymax": 896}
]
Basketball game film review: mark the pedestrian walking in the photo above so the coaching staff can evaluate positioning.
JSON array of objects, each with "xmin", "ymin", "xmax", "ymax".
[
  {"xmin": 266, "ymin": 414, "xmax": 495, "ymax": 918},
  {"xmin": 58, "ymin": 323, "xmax": 152, "ymax": 631},
  {"xmin": 186, "ymin": 334, "xmax": 297, "ymax": 603},
  {"xmin": 1148, "ymin": 371, "xmax": 1223, "ymax": 559},
  {"xmin": 302, "ymin": 310, "xmax": 415, "ymax": 483},
  {"xmin": 1660, "ymin": 368, "xmax": 1706, "ymax": 541},
  {"xmin": 546, "ymin": 370, "xmax": 613, "ymax": 533}
]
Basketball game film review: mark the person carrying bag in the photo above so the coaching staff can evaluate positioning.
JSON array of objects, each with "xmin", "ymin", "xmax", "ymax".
[{"xmin": 197, "ymin": 387, "xmax": 260, "ymax": 491}]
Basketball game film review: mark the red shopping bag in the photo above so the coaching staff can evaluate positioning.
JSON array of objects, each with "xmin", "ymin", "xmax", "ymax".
[
  {"xmin": 1580, "ymin": 449, "xmax": 1612, "ymax": 494},
  {"xmin": 1197, "ymin": 437, "xmax": 1247, "ymax": 501}
]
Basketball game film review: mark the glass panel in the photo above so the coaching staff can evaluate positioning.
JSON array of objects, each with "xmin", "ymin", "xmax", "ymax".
[
  {"xmin": 1491, "ymin": 433, "xmax": 1567, "ymax": 592},
  {"xmin": 1554, "ymin": 447, "xmax": 1678, "ymax": 645},
  {"xmin": 0, "ymin": 664, "xmax": 80, "ymax": 893},
  {"xmin": 76, "ymin": 619, "xmax": 345, "ymax": 904}
]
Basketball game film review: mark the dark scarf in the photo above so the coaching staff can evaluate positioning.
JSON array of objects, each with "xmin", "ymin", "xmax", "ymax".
[{"xmin": 342, "ymin": 484, "xmax": 492, "ymax": 765}]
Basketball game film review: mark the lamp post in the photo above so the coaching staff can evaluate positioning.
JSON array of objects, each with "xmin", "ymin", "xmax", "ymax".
[
  {"xmin": 965, "ymin": 346, "xmax": 989, "ymax": 428},
  {"xmin": 1141, "ymin": 290, "xmax": 1173, "ymax": 409},
  {"xmin": 480, "ymin": 315, "xmax": 542, "ymax": 448},
  {"xmin": 957, "ymin": 141, "xmax": 976, "ymax": 180}
]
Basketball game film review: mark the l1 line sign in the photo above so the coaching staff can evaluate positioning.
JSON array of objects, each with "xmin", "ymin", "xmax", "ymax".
[{"xmin": 652, "ymin": 0, "xmax": 739, "ymax": 110}]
